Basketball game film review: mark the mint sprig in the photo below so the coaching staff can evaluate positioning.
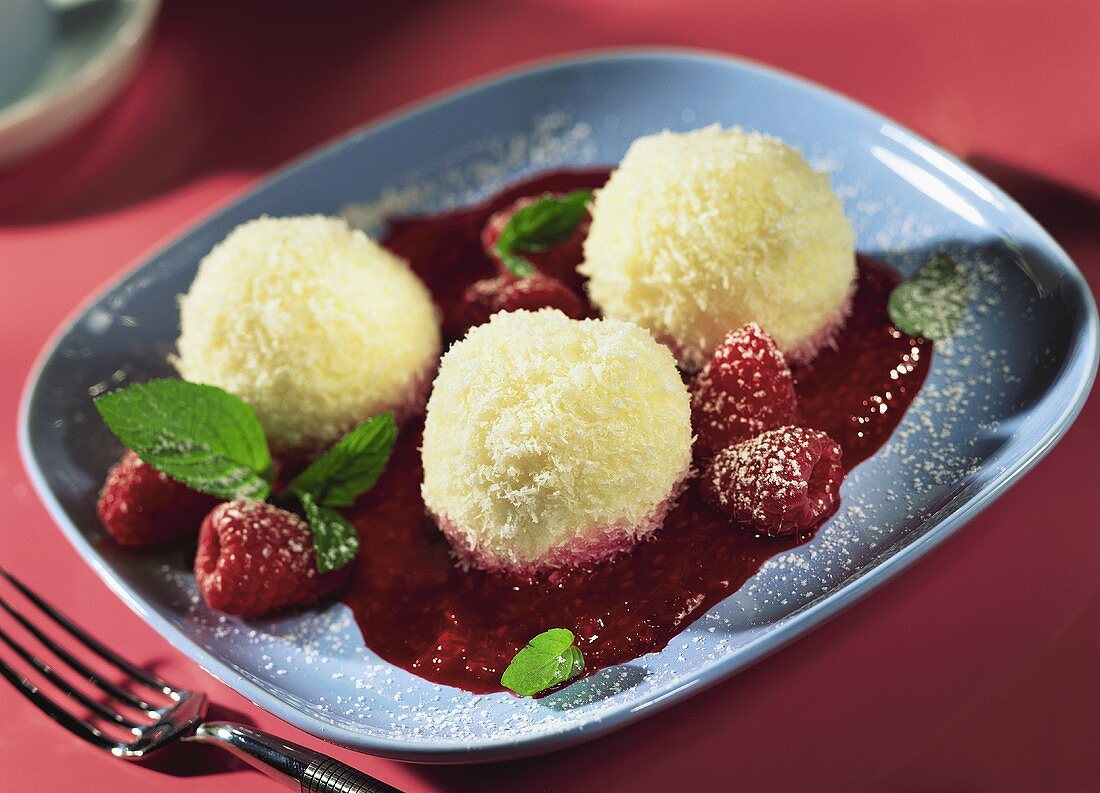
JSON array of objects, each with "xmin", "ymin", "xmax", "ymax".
[
  {"xmin": 288, "ymin": 414, "xmax": 396, "ymax": 507},
  {"xmin": 501, "ymin": 628, "xmax": 585, "ymax": 696},
  {"xmin": 888, "ymin": 254, "xmax": 969, "ymax": 339},
  {"xmin": 286, "ymin": 413, "xmax": 396, "ymax": 572},
  {"xmin": 494, "ymin": 190, "xmax": 592, "ymax": 278},
  {"xmin": 94, "ymin": 380, "xmax": 397, "ymax": 573},
  {"xmin": 297, "ymin": 492, "xmax": 360, "ymax": 573},
  {"xmin": 94, "ymin": 380, "xmax": 274, "ymax": 500}
]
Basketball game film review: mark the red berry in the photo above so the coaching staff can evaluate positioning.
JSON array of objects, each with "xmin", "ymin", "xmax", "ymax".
[
  {"xmin": 701, "ymin": 426, "xmax": 844, "ymax": 537},
  {"xmin": 459, "ymin": 272, "xmax": 585, "ymax": 329},
  {"xmin": 459, "ymin": 276, "xmax": 510, "ymax": 329},
  {"xmin": 481, "ymin": 194, "xmax": 589, "ymax": 293},
  {"xmin": 498, "ymin": 272, "xmax": 585, "ymax": 316},
  {"xmin": 97, "ymin": 451, "xmax": 218, "ymax": 548},
  {"xmin": 194, "ymin": 500, "xmax": 351, "ymax": 617},
  {"xmin": 690, "ymin": 323, "xmax": 798, "ymax": 455}
]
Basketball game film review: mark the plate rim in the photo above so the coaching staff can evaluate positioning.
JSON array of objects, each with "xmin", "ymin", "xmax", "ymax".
[{"xmin": 17, "ymin": 47, "xmax": 1100, "ymax": 763}]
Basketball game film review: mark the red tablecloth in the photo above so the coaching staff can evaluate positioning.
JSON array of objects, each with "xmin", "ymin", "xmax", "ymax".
[{"xmin": 2, "ymin": 1, "xmax": 1098, "ymax": 790}]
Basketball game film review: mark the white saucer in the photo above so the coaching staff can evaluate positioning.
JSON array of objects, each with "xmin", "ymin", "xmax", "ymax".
[{"xmin": 0, "ymin": 0, "xmax": 160, "ymax": 170}]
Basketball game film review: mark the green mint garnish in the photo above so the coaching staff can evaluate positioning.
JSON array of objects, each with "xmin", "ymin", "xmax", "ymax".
[
  {"xmin": 94, "ymin": 379, "xmax": 274, "ymax": 501},
  {"xmin": 297, "ymin": 491, "xmax": 361, "ymax": 573},
  {"xmin": 888, "ymin": 254, "xmax": 969, "ymax": 339},
  {"xmin": 500, "ymin": 628, "xmax": 585, "ymax": 696},
  {"xmin": 285, "ymin": 413, "xmax": 396, "ymax": 573},
  {"xmin": 494, "ymin": 190, "xmax": 592, "ymax": 278},
  {"xmin": 498, "ymin": 250, "xmax": 538, "ymax": 278},
  {"xmin": 95, "ymin": 381, "xmax": 398, "ymax": 574},
  {"xmin": 288, "ymin": 413, "xmax": 397, "ymax": 507}
]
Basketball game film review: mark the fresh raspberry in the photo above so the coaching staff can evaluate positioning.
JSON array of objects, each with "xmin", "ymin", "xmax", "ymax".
[
  {"xmin": 701, "ymin": 426, "xmax": 844, "ymax": 537},
  {"xmin": 194, "ymin": 500, "xmax": 352, "ymax": 617},
  {"xmin": 481, "ymin": 194, "xmax": 589, "ymax": 293},
  {"xmin": 690, "ymin": 323, "xmax": 798, "ymax": 455},
  {"xmin": 96, "ymin": 451, "xmax": 219, "ymax": 548},
  {"xmin": 459, "ymin": 272, "xmax": 585, "ymax": 329}
]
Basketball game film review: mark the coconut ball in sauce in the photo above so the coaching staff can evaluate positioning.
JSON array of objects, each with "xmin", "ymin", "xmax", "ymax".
[{"xmin": 580, "ymin": 125, "xmax": 856, "ymax": 370}]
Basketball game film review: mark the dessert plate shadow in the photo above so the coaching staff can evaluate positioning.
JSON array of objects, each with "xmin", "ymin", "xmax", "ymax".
[{"xmin": 19, "ymin": 49, "xmax": 1098, "ymax": 763}]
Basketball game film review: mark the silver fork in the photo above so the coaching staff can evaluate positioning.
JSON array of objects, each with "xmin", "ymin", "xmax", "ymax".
[{"xmin": 0, "ymin": 567, "xmax": 402, "ymax": 792}]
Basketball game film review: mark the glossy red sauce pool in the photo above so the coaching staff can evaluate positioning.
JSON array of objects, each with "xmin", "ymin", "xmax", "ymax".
[{"xmin": 341, "ymin": 169, "xmax": 932, "ymax": 694}]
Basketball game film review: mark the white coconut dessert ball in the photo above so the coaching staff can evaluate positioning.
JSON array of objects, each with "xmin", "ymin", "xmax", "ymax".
[
  {"xmin": 580, "ymin": 125, "xmax": 857, "ymax": 370},
  {"xmin": 421, "ymin": 309, "xmax": 693, "ymax": 574},
  {"xmin": 176, "ymin": 215, "xmax": 441, "ymax": 452}
]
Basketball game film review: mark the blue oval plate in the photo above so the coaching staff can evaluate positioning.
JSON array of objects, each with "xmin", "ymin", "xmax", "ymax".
[{"xmin": 19, "ymin": 50, "xmax": 1098, "ymax": 763}]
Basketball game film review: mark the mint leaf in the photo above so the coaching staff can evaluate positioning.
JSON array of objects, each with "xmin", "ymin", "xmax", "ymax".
[
  {"xmin": 502, "ymin": 190, "xmax": 593, "ymax": 252},
  {"xmin": 288, "ymin": 414, "xmax": 394, "ymax": 573},
  {"xmin": 298, "ymin": 492, "xmax": 360, "ymax": 573},
  {"xmin": 888, "ymin": 254, "xmax": 969, "ymax": 339},
  {"xmin": 288, "ymin": 413, "xmax": 397, "ymax": 507},
  {"xmin": 497, "ymin": 249, "xmax": 538, "ymax": 278},
  {"xmin": 495, "ymin": 190, "xmax": 592, "ymax": 278},
  {"xmin": 94, "ymin": 380, "xmax": 274, "ymax": 500},
  {"xmin": 501, "ymin": 628, "xmax": 585, "ymax": 696}
]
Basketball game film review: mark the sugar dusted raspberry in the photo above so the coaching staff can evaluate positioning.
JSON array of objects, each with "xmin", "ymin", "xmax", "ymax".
[
  {"xmin": 481, "ymin": 194, "xmax": 589, "ymax": 293},
  {"xmin": 690, "ymin": 323, "xmax": 798, "ymax": 454},
  {"xmin": 459, "ymin": 273, "xmax": 584, "ymax": 329},
  {"xmin": 701, "ymin": 426, "xmax": 844, "ymax": 536},
  {"xmin": 97, "ymin": 451, "xmax": 219, "ymax": 548},
  {"xmin": 194, "ymin": 500, "xmax": 351, "ymax": 617}
]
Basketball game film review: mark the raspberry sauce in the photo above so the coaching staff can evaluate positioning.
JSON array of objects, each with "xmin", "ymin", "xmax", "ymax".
[{"xmin": 339, "ymin": 169, "xmax": 931, "ymax": 694}]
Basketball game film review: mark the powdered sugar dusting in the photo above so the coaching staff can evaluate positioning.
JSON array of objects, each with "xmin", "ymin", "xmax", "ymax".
[
  {"xmin": 340, "ymin": 113, "xmax": 598, "ymax": 236},
  {"xmin": 702, "ymin": 426, "xmax": 844, "ymax": 536}
]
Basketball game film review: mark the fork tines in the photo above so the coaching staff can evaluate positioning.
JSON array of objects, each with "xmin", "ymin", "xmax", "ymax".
[{"xmin": 0, "ymin": 567, "xmax": 194, "ymax": 756}]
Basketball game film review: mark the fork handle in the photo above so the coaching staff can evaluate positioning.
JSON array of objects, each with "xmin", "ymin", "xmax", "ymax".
[{"xmin": 188, "ymin": 722, "xmax": 402, "ymax": 793}]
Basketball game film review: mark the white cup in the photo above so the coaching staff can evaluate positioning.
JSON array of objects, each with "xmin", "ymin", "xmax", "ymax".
[{"xmin": 0, "ymin": 0, "xmax": 55, "ymax": 108}]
